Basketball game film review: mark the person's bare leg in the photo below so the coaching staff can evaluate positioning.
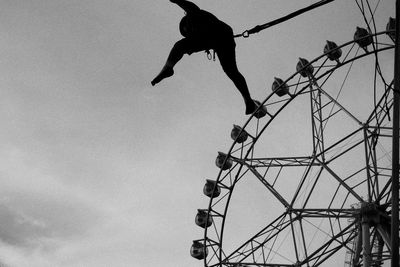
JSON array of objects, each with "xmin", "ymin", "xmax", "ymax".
[
  {"xmin": 216, "ymin": 43, "xmax": 256, "ymax": 115},
  {"xmin": 151, "ymin": 65, "xmax": 174, "ymax": 86},
  {"xmin": 151, "ymin": 39, "xmax": 191, "ymax": 86}
]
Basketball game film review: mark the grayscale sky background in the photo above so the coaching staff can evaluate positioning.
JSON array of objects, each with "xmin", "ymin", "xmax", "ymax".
[{"xmin": 0, "ymin": 0, "xmax": 395, "ymax": 266}]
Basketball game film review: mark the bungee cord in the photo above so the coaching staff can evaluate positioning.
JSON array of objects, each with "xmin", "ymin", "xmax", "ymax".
[{"xmin": 234, "ymin": 0, "xmax": 336, "ymax": 38}]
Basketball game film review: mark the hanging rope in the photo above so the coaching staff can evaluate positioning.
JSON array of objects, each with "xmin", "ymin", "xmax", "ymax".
[{"xmin": 234, "ymin": 0, "xmax": 336, "ymax": 38}]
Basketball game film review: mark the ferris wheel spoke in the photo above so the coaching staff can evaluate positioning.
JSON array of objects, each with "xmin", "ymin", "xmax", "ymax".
[
  {"xmin": 301, "ymin": 226, "xmax": 354, "ymax": 266},
  {"xmin": 321, "ymin": 129, "xmax": 365, "ymax": 165},
  {"xmin": 366, "ymin": 80, "xmax": 393, "ymax": 125},
  {"xmin": 301, "ymin": 223, "xmax": 357, "ymax": 266},
  {"xmin": 377, "ymin": 175, "xmax": 392, "ymax": 203},
  {"xmin": 290, "ymin": 208, "xmax": 355, "ymax": 218},
  {"xmin": 220, "ymin": 212, "xmax": 296, "ymax": 266},
  {"xmin": 219, "ymin": 209, "xmax": 358, "ymax": 266},
  {"xmin": 241, "ymin": 161, "xmax": 291, "ymax": 208},
  {"xmin": 234, "ymin": 156, "xmax": 317, "ymax": 168},
  {"xmin": 310, "ymin": 77, "xmax": 364, "ymax": 127},
  {"xmin": 363, "ymin": 84, "xmax": 394, "ymax": 202},
  {"xmin": 316, "ymin": 159, "xmax": 364, "ymax": 202},
  {"xmin": 363, "ymin": 127, "xmax": 385, "ymax": 202}
]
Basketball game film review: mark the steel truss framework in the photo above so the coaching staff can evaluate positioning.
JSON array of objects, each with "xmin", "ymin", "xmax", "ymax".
[{"xmin": 192, "ymin": 1, "xmax": 398, "ymax": 267}]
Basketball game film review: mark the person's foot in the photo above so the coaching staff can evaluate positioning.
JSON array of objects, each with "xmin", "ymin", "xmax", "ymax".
[
  {"xmin": 151, "ymin": 67, "xmax": 174, "ymax": 86},
  {"xmin": 245, "ymin": 100, "xmax": 257, "ymax": 115}
]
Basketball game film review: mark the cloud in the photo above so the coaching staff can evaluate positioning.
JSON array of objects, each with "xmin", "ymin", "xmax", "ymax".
[
  {"xmin": 0, "ymin": 190, "xmax": 106, "ymax": 267},
  {"xmin": 0, "ymin": 202, "xmax": 46, "ymax": 247},
  {"xmin": 0, "ymin": 191, "xmax": 103, "ymax": 246},
  {"xmin": 0, "ymin": 143, "xmax": 108, "ymax": 266}
]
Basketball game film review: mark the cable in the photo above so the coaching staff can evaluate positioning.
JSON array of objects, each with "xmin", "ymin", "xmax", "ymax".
[{"xmin": 234, "ymin": 0, "xmax": 336, "ymax": 38}]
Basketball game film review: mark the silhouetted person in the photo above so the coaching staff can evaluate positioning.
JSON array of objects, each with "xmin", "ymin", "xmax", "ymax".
[{"xmin": 151, "ymin": 0, "xmax": 257, "ymax": 115}]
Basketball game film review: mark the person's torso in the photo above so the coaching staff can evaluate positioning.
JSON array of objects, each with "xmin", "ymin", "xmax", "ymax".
[{"xmin": 181, "ymin": 10, "xmax": 233, "ymax": 39}]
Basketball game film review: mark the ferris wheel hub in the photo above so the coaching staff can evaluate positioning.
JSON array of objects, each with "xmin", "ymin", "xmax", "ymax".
[
  {"xmin": 360, "ymin": 202, "xmax": 381, "ymax": 225},
  {"xmin": 358, "ymin": 202, "xmax": 391, "ymax": 228}
]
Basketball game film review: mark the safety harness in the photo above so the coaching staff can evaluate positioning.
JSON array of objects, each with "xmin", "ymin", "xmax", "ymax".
[{"xmin": 205, "ymin": 49, "xmax": 216, "ymax": 61}]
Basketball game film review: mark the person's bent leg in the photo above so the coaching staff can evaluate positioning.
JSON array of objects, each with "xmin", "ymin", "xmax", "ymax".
[
  {"xmin": 216, "ymin": 43, "xmax": 256, "ymax": 114},
  {"xmin": 152, "ymin": 39, "xmax": 190, "ymax": 86},
  {"xmin": 152, "ymin": 38, "xmax": 204, "ymax": 86}
]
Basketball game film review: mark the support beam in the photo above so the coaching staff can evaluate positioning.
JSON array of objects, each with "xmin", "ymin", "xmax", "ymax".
[
  {"xmin": 391, "ymin": 1, "xmax": 400, "ymax": 266},
  {"xmin": 377, "ymin": 224, "xmax": 392, "ymax": 251},
  {"xmin": 362, "ymin": 220, "xmax": 372, "ymax": 267}
]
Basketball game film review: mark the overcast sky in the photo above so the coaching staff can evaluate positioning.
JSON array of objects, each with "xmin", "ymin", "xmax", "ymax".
[{"xmin": 0, "ymin": 0, "xmax": 395, "ymax": 266}]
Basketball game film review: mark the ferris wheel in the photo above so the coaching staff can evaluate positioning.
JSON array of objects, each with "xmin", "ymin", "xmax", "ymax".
[{"xmin": 190, "ymin": 1, "xmax": 398, "ymax": 266}]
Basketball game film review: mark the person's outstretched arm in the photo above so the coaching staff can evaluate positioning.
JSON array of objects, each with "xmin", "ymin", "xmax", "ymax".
[{"xmin": 170, "ymin": 0, "xmax": 200, "ymax": 13}]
